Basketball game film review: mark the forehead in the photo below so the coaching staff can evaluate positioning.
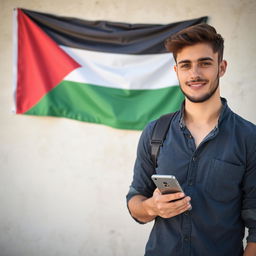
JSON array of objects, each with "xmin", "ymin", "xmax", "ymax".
[{"xmin": 176, "ymin": 43, "xmax": 218, "ymax": 63}]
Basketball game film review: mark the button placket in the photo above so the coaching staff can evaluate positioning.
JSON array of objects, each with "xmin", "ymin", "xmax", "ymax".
[{"xmin": 184, "ymin": 235, "xmax": 190, "ymax": 242}]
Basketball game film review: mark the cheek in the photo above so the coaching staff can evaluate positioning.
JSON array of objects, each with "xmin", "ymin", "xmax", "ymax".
[
  {"xmin": 213, "ymin": 69, "xmax": 220, "ymax": 79},
  {"xmin": 176, "ymin": 71, "xmax": 187, "ymax": 82},
  {"xmin": 203, "ymin": 68, "xmax": 218, "ymax": 79},
  {"xmin": 180, "ymin": 75, "xmax": 191, "ymax": 86}
]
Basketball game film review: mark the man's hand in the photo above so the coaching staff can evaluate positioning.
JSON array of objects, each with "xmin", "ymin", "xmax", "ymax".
[
  {"xmin": 144, "ymin": 188, "xmax": 191, "ymax": 218},
  {"xmin": 128, "ymin": 188, "xmax": 191, "ymax": 223}
]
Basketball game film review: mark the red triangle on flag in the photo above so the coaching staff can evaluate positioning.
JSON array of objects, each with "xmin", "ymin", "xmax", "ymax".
[{"xmin": 15, "ymin": 9, "xmax": 81, "ymax": 114}]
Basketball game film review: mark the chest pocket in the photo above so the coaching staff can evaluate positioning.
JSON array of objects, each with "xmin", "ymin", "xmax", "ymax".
[{"xmin": 206, "ymin": 159, "xmax": 245, "ymax": 202}]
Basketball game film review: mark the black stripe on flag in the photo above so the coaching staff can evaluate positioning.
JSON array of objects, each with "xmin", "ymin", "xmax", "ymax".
[{"xmin": 21, "ymin": 8, "xmax": 207, "ymax": 55}]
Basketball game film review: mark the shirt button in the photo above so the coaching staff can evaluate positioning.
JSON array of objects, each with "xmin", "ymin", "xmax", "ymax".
[
  {"xmin": 188, "ymin": 180, "xmax": 193, "ymax": 186},
  {"xmin": 184, "ymin": 236, "xmax": 189, "ymax": 242}
]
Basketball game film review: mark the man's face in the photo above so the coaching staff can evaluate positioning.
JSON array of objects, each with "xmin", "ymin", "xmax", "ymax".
[{"xmin": 174, "ymin": 43, "xmax": 227, "ymax": 103}]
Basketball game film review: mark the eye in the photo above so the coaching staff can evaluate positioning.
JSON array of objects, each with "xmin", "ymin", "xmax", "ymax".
[
  {"xmin": 199, "ymin": 62, "xmax": 212, "ymax": 67},
  {"xmin": 180, "ymin": 63, "xmax": 191, "ymax": 69}
]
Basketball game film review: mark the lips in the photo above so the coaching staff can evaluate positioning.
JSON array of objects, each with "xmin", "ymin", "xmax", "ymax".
[
  {"xmin": 186, "ymin": 79, "xmax": 208, "ymax": 88},
  {"xmin": 189, "ymin": 82, "xmax": 206, "ymax": 88}
]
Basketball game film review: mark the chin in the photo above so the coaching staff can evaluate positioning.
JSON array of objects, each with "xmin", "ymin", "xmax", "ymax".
[
  {"xmin": 182, "ymin": 85, "xmax": 219, "ymax": 103},
  {"xmin": 187, "ymin": 95, "xmax": 212, "ymax": 103}
]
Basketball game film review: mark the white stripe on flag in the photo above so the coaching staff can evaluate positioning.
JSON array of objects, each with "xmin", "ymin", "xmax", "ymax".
[{"xmin": 61, "ymin": 46, "xmax": 178, "ymax": 90}]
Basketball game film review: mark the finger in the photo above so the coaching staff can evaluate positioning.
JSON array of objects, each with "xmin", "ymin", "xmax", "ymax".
[
  {"xmin": 159, "ymin": 197, "xmax": 190, "ymax": 216},
  {"xmin": 174, "ymin": 198, "xmax": 191, "ymax": 212},
  {"xmin": 163, "ymin": 192, "xmax": 186, "ymax": 202},
  {"xmin": 153, "ymin": 188, "xmax": 161, "ymax": 195},
  {"xmin": 156, "ymin": 196, "xmax": 190, "ymax": 214},
  {"xmin": 173, "ymin": 203, "xmax": 191, "ymax": 215},
  {"xmin": 162, "ymin": 202, "xmax": 191, "ymax": 218},
  {"xmin": 154, "ymin": 188, "xmax": 161, "ymax": 195},
  {"xmin": 171, "ymin": 196, "xmax": 191, "ymax": 208},
  {"xmin": 160, "ymin": 205, "xmax": 188, "ymax": 218}
]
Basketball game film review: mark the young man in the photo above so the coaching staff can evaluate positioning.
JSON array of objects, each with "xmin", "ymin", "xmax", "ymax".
[{"xmin": 126, "ymin": 24, "xmax": 256, "ymax": 256}]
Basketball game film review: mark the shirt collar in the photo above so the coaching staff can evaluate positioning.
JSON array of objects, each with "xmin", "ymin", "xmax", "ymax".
[
  {"xmin": 179, "ymin": 101, "xmax": 186, "ymax": 129},
  {"xmin": 178, "ymin": 97, "xmax": 229, "ymax": 130}
]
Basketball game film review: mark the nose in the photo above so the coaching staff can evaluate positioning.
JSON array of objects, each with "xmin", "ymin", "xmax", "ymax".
[{"xmin": 189, "ymin": 64, "xmax": 201, "ymax": 79}]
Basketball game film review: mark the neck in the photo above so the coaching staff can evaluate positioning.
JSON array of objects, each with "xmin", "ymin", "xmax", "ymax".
[{"xmin": 184, "ymin": 94, "xmax": 222, "ymax": 125}]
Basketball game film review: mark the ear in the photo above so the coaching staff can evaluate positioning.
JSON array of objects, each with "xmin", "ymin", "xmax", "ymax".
[
  {"xmin": 219, "ymin": 60, "xmax": 227, "ymax": 77},
  {"xmin": 174, "ymin": 64, "xmax": 177, "ymax": 73}
]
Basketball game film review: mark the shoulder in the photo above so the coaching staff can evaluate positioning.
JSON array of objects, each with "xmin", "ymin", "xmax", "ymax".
[
  {"xmin": 141, "ymin": 111, "xmax": 179, "ymax": 138},
  {"xmin": 141, "ymin": 119, "xmax": 157, "ymax": 140},
  {"xmin": 231, "ymin": 111, "xmax": 256, "ymax": 136},
  {"xmin": 228, "ymin": 111, "xmax": 256, "ymax": 151},
  {"xmin": 221, "ymin": 98, "xmax": 256, "ymax": 136},
  {"xmin": 136, "ymin": 120, "xmax": 156, "ymax": 154},
  {"xmin": 138, "ymin": 111, "xmax": 178, "ymax": 149}
]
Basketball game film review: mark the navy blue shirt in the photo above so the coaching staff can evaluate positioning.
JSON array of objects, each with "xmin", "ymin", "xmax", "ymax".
[{"xmin": 127, "ymin": 98, "xmax": 256, "ymax": 256}]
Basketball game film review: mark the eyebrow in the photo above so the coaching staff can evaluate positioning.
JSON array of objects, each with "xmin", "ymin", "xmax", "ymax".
[{"xmin": 177, "ymin": 57, "xmax": 214, "ymax": 65}]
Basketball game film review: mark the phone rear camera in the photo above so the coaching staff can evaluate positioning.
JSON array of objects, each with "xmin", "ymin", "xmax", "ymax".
[{"xmin": 163, "ymin": 182, "xmax": 169, "ymax": 187}]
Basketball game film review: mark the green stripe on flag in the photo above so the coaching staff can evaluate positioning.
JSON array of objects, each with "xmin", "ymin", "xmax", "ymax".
[{"xmin": 25, "ymin": 80, "xmax": 184, "ymax": 130}]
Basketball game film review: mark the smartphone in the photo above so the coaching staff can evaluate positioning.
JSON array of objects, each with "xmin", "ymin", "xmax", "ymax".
[
  {"xmin": 151, "ymin": 174, "xmax": 184, "ymax": 195},
  {"xmin": 151, "ymin": 174, "xmax": 192, "ymax": 210}
]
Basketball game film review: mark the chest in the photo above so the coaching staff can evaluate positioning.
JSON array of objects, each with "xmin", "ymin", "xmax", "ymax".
[
  {"xmin": 155, "ymin": 127, "xmax": 246, "ymax": 187},
  {"xmin": 186, "ymin": 122, "xmax": 217, "ymax": 148}
]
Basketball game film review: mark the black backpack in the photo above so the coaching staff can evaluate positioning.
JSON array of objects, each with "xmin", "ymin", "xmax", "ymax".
[{"xmin": 150, "ymin": 112, "xmax": 176, "ymax": 168}]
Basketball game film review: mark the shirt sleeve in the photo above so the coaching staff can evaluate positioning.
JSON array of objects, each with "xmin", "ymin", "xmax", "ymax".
[
  {"xmin": 126, "ymin": 186, "xmax": 148, "ymax": 224},
  {"xmin": 126, "ymin": 121, "xmax": 158, "ymax": 223},
  {"xmin": 127, "ymin": 121, "xmax": 157, "ymax": 200},
  {"xmin": 241, "ymin": 130, "xmax": 256, "ymax": 242}
]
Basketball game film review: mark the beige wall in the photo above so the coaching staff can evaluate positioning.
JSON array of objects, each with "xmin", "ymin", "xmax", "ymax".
[{"xmin": 0, "ymin": 0, "xmax": 255, "ymax": 255}]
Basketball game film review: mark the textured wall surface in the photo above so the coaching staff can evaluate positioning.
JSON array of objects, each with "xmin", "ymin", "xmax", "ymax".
[{"xmin": 0, "ymin": 0, "xmax": 255, "ymax": 255}]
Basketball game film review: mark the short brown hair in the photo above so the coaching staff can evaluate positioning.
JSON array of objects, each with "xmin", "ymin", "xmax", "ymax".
[{"xmin": 165, "ymin": 24, "xmax": 224, "ymax": 62}]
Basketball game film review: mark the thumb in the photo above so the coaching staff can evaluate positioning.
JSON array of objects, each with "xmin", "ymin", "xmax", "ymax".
[{"xmin": 153, "ymin": 188, "xmax": 161, "ymax": 196}]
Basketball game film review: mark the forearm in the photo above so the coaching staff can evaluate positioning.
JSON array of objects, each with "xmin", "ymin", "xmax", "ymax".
[
  {"xmin": 243, "ymin": 242, "xmax": 256, "ymax": 256},
  {"xmin": 128, "ymin": 195, "xmax": 157, "ymax": 223}
]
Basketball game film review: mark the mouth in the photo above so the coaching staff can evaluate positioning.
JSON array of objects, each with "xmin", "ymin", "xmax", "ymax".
[{"xmin": 186, "ymin": 79, "xmax": 208, "ymax": 88}]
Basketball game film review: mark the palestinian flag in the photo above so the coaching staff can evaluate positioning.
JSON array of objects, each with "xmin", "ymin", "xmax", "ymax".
[{"xmin": 13, "ymin": 8, "xmax": 207, "ymax": 130}]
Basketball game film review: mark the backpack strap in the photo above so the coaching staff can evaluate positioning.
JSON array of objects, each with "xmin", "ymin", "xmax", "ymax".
[{"xmin": 150, "ymin": 112, "xmax": 176, "ymax": 169}]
